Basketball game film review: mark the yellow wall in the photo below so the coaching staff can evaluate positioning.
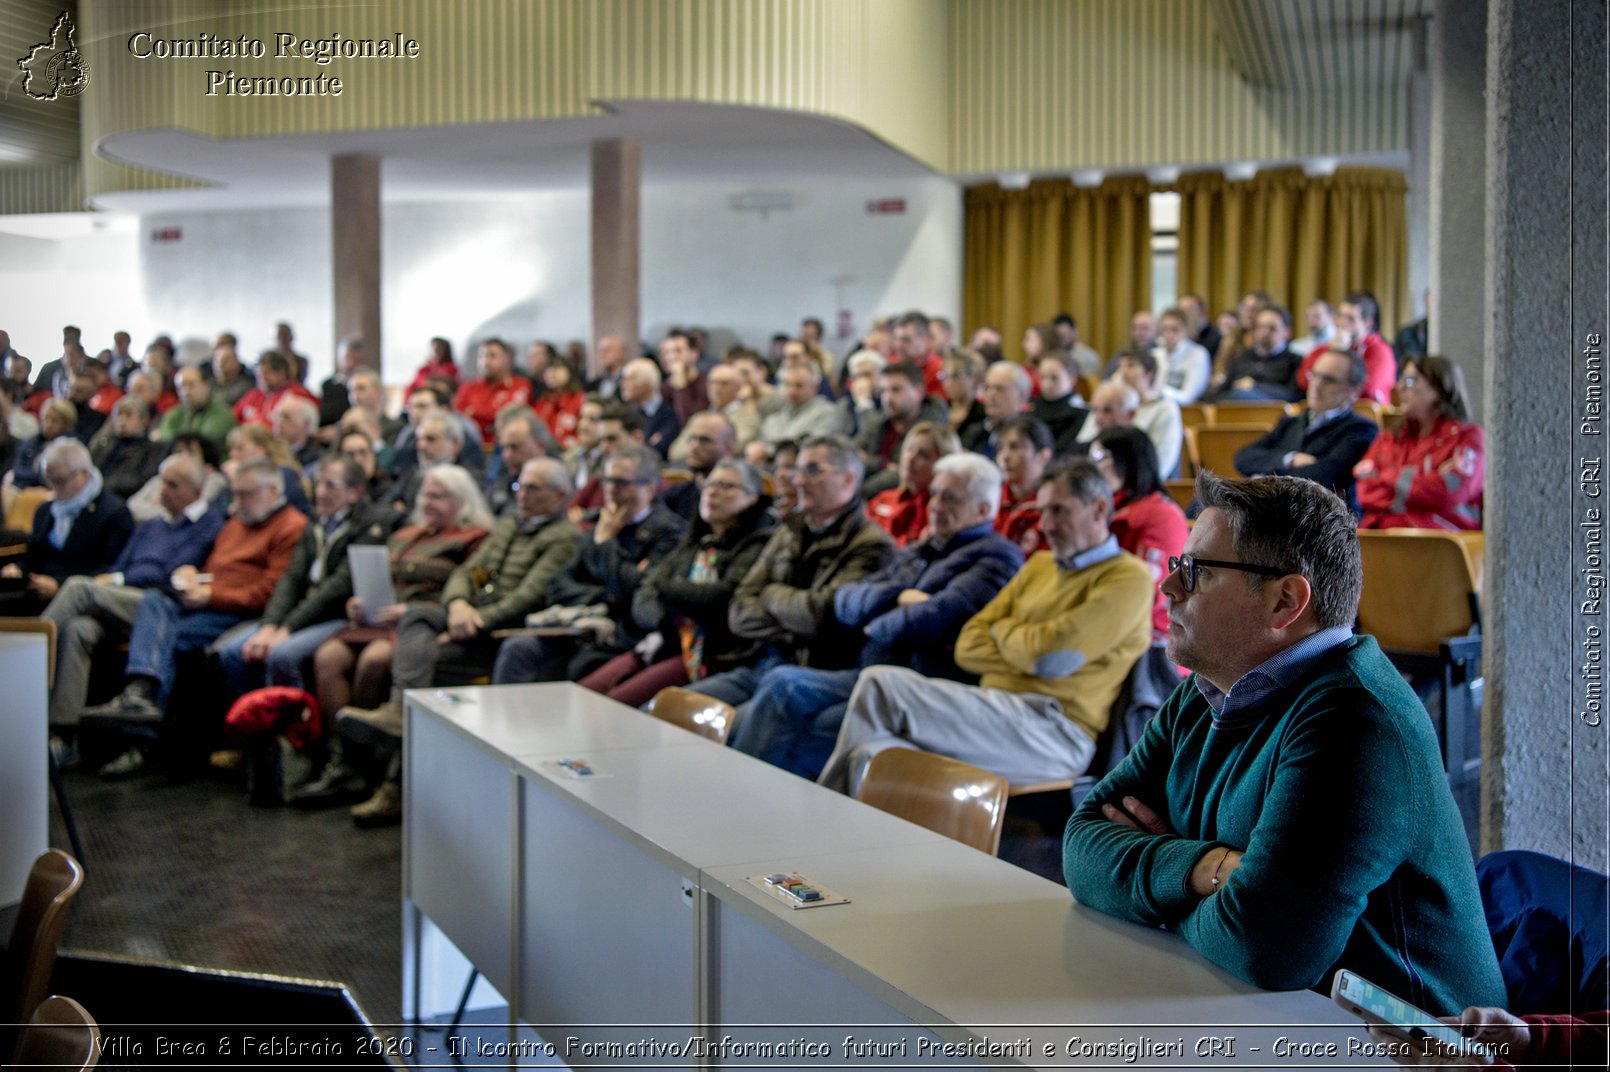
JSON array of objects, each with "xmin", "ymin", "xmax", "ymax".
[{"xmin": 1, "ymin": 0, "xmax": 1410, "ymax": 209}]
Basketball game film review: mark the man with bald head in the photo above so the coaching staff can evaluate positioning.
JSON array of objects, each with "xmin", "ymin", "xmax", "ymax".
[
  {"xmin": 961, "ymin": 361, "xmax": 1031, "ymax": 458},
  {"xmin": 42, "ymin": 452, "xmax": 226, "ymax": 752},
  {"xmin": 589, "ymin": 335, "xmax": 631, "ymax": 399}
]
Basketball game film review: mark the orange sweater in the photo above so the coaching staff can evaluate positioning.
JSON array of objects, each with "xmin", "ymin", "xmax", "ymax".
[{"xmin": 204, "ymin": 504, "xmax": 308, "ymax": 614}]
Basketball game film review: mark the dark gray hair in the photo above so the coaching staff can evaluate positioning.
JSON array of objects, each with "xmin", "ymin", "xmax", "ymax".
[
  {"xmin": 1194, "ymin": 470, "xmax": 1361, "ymax": 629},
  {"xmin": 318, "ymin": 453, "xmax": 367, "ymax": 490},
  {"xmin": 1043, "ymin": 457, "xmax": 1111, "ymax": 509},
  {"xmin": 798, "ymin": 434, "xmax": 864, "ymax": 488},
  {"xmin": 604, "ymin": 443, "xmax": 662, "ymax": 486}
]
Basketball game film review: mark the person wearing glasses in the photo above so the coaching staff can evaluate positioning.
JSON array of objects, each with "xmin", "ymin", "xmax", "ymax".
[
  {"xmin": 1354, "ymin": 356, "xmax": 1484, "ymax": 531},
  {"xmin": 1232, "ymin": 348, "xmax": 1379, "ymax": 515},
  {"xmin": 660, "ymin": 412, "xmax": 736, "ymax": 522},
  {"xmin": 685, "ymin": 434, "xmax": 894, "ymax": 710},
  {"xmin": 1063, "ymin": 471, "xmax": 1505, "ymax": 1014},
  {"xmin": 735, "ymin": 452, "xmax": 1023, "ymax": 780},
  {"xmin": 491, "ymin": 445, "xmax": 686, "ymax": 686},
  {"xmin": 817, "ymin": 457, "xmax": 1153, "ymax": 795},
  {"xmin": 0, "ymin": 437, "xmax": 135, "ymax": 615}
]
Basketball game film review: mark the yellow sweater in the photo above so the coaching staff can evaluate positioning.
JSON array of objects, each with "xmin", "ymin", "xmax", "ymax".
[{"xmin": 954, "ymin": 549, "xmax": 1153, "ymax": 739}]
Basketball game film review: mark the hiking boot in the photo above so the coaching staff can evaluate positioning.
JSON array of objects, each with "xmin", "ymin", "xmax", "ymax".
[
  {"xmin": 97, "ymin": 748, "xmax": 145, "ymax": 779},
  {"xmin": 351, "ymin": 781, "xmax": 402, "ymax": 828}
]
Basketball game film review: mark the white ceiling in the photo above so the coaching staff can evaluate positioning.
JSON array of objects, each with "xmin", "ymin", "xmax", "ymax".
[{"xmin": 89, "ymin": 100, "xmax": 943, "ymax": 214}]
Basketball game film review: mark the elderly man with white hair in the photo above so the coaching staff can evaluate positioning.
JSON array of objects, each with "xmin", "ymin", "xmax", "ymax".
[
  {"xmin": 42, "ymin": 452, "xmax": 225, "ymax": 760},
  {"xmin": 619, "ymin": 356, "xmax": 681, "ymax": 457},
  {"xmin": 82, "ymin": 457, "xmax": 308, "ymax": 775},
  {"xmin": 960, "ymin": 360, "xmax": 1032, "ymax": 458},
  {"xmin": 0, "ymin": 438, "xmax": 135, "ymax": 614},
  {"xmin": 731, "ymin": 452, "xmax": 1026, "ymax": 779},
  {"xmin": 389, "ymin": 411, "xmax": 463, "ymax": 513},
  {"xmin": 272, "ymin": 395, "xmax": 322, "ymax": 472}
]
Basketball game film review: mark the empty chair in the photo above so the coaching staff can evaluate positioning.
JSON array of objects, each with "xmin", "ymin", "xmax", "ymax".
[
  {"xmin": 2, "ymin": 850, "xmax": 86, "ymax": 1058},
  {"xmin": 1210, "ymin": 400, "xmax": 1292, "ymax": 429},
  {"xmin": 1355, "ymin": 529, "xmax": 1484, "ymax": 779},
  {"xmin": 647, "ymin": 686, "xmax": 735, "ymax": 744},
  {"xmin": 1193, "ymin": 424, "xmax": 1267, "ymax": 479},
  {"xmin": 856, "ymin": 749, "xmax": 1008, "ymax": 855},
  {"xmin": 10, "ymin": 995, "xmax": 100, "ymax": 1071}
]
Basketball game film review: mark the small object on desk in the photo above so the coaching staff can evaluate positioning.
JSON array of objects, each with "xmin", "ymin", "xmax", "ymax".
[
  {"xmin": 745, "ymin": 872, "xmax": 849, "ymax": 910},
  {"xmin": 549, "ymin": 758, "xmax": 610, "ymax": 779},
  {"xmin": 433, "ymin": 689, "xmax": 467, "ymax": 704}
]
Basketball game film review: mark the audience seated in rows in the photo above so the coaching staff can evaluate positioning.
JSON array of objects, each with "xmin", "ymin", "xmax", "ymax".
[
  {"xmin": 572, "ymin": 458, "xmax": 776, "ymax": 707},
  {"xmin": 866, "ymin": 420, "xmax": 953, "ymax": 548},
  {"xmin": 685, "ymin": 435, "xmax": 894, "ymax": 712},
  {"xmin": 734, "ymin": 452, "xmax": 1024, "ymax": 779},
  {"xmin": 817, "ymin": 457, "xmax": 1153, "ymax": 794},
  {"xmin": 81, "ymin": 457, "xmax": 308, "ymax": 776},
  {"xmin": 1234, "ymin": 349, "xmax": 1379, "ymax": 515}
]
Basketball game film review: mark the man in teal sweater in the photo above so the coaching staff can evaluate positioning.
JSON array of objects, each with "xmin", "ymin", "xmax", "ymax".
[{"xmin": 1063, "ymin": 471, "xmax": 1505, "ymax": 1015}]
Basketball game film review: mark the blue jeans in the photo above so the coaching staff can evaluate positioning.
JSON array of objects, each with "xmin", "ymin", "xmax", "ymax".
[
  {"xmin": 124, "ymin": 590, "xmax": 245, "ymax": 705},
  {"xmin": 683, "ymin": 651, "xmax": 785, "ymax": 711},
  {"xmin": 730, "ymin": 666, "xmax": 857, "ymax": 780},
  {"xmin": 216, "ymin": 618, "xmax": 349, "ymax": 695}
]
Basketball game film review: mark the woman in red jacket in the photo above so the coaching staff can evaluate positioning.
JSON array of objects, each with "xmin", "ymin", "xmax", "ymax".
[
  {"xmin": 533, "ymin": 356, "xmax": 586, "ymax": 448},
  {"xmin": 406, "ymin": 337, "xmax": 459, "ymax": 396},
  {"xmin": 1354, "ymin": 356, "xmax": 1484, "ymax": 530},
  {"xmin": 1090, "ymin": 425, "xmax": 1188, "ymax": 641}
]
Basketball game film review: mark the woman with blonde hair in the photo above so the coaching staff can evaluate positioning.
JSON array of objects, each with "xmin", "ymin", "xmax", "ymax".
[{"xmin": 223, "ymin": 422, "xmax": 312, "ymax": 515}]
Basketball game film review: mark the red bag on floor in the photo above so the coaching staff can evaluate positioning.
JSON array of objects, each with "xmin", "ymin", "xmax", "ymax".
[{"xmin": 224, "ymin": 687, "xmax": 322, "ymax": 751}]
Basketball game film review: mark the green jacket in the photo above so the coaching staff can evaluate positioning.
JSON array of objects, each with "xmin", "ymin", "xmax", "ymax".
[
  {"xmin": 728, "ymin": 502, "xmax": 894, "ymax": 670},
  {"xmin": 442, "ymin": 513, "xmax": 583, "ymax": 630},
  {"xmin": 1063, "ymin": 636, "xmax": 1506, "ymax": 1014},
  {"xmin": 158, "ymin": 399, "xmax": 237, "ymax": 452},
  {"xmin": 263, "ymin": 499, "xmax": 396, "ymax": 632}
]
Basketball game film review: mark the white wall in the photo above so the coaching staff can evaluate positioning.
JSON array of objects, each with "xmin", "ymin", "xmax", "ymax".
[
  {"xmin": 1, "ymin": 173, "xmax": 961, "ymax": 383},
  {"xmin": 0, "ymin": 227, "xmax": 147, "ymax": 362}
]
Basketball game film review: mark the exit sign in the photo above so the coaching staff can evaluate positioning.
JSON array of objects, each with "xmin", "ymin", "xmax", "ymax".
[
  {"xmin": 151, "ymin": 227, "xmax": 182, "ymax": 242},
  {"xmin": 865, "ymin": 199, "xmax": 906, "ymax": 215}
]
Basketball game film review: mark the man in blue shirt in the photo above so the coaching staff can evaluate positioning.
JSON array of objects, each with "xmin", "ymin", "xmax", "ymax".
[{"xmin": 42, "ymin": 452, "xmax": 224, "ymax": 755}]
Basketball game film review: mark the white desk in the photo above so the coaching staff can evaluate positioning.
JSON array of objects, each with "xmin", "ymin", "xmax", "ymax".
[
  {"xmin": 0, "ymin": 633, "xmax": 49, "ymax": 905},
  {"xmin": 405, "ymin": 684, "xmax": 1378, "ymax": 1068}
]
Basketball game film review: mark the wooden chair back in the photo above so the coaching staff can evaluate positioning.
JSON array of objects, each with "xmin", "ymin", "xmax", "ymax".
[
  {"xmin": 647, "ymin": 686, "xmax": 735, "ymax": 744},
  {"xmin": 3, "ymin": 851, "xmax": 85, "ymax": 1043},
  {"xmin": 0, "ymin": 617, "xmax": 57, "ymax": 680},
  {"xmin": 10, "ymin": 995, "xmax": 99, "ymax": 1070},
  {"xmin": 1210, "ymin": 401, "xmax": 1292, "ymax": 429},
  {"xmin": 1177, "ymin": 426, "xmax": 1200, "ymax": 478},
  {"xmin": 1352, "ymin": 399, "xmax": 1384, "ymax": 425},
  {"xmin": 1179, "ymin": 403, "xmax": 1214, "ymax": 430},
  {"xmin": 5, "ymin": 487, "xmax": 50, "ymax": 534},
  {"xmin": 856, "ymin": 749, "xmax": 1009, "ymax": 855},
  {"xmin": 1193, "ymin": 424, "xmax": 1267, "ymax": 479},
  {"xmin": 1356, "ymin": 529, "xmax": 1482, "ymax": 655}
]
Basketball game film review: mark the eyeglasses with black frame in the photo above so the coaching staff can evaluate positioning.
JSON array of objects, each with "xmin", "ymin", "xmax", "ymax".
[{"xmin": 1167, "ymin": 554, "xmax": 1289, "ymax": 593}]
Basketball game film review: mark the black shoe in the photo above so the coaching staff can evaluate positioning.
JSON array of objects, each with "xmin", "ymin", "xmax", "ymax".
[
  {"xmin": 79, "ymin": 680, "xmax": 164, "ymax": 726},
  {"xmin": 288, "ymin": 763, "xmax": 368, "ymax": 810}
]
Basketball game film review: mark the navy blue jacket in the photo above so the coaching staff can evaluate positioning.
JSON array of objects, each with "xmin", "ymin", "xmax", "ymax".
[
  {"xmin": 834, "ymin": 522, "xmax": 1024, "ymax": 681},
  {"xmin": 25, "ymin": 489, "xmax": 135, "ymax": 582},
  {"xmin": 110, "ymin": 503, "xmax": 227, "ymax": 589}
]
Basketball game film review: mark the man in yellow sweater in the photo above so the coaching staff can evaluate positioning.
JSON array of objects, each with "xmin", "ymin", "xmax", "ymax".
[{"xmin": 817, "ymin": 458, "xmax": 1153, "ymax": 795}]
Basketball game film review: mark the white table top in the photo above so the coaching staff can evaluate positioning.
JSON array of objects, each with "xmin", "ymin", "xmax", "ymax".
[
  {"xmin": 513, "ymin": 741, "xmax": 947, "ymax": 870},
  {"xmin": 703, "ymin": 841, "xmax": 1370, "ymax": 1068},
  {"xmin": 404, "ymin": 682, "xmax": 704, "ymax": 759}
]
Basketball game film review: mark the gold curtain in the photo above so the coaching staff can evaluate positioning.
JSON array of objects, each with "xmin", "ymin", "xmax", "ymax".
[
  {"xmin": 964, "ymin": 177, "xmax": 1153, "ymax": 364},
  {"xmin": 1175, "ymin": 166, "xmax": 1410, "ymax": 337}
]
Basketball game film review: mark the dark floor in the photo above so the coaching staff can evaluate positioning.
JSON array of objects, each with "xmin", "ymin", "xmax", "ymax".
[{"xmin": 51, "ymin": 762, "xmax": 406, "ymax": 1028}]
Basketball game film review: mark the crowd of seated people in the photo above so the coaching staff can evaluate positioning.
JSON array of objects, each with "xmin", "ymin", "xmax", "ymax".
[{"xmin": 1, "ymin": 303, "xmax": 1514, "ymax": 1013}]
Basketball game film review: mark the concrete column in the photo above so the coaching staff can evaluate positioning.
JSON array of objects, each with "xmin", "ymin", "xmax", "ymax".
[
  {"xmin": 332, "ymin": 154, "xmax": 382, "ymax": 373},
  {"xmin": 1405, "ymin": 17, "xmax": 1431, "ymax": 339},
  {"xmin": 590, "ymin": 139, "xmax": 641, "ymax": 375},
  {"xmin": 1429, "ymin": 0, "xmax": 1487, "ymax": 420},
  {"xmin": 1483, "ymin": 0, "xmax": 1608, "ymax": 870}
]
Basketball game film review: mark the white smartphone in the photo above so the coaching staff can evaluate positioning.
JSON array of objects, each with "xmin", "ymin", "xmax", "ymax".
[{"xmin": 1331, "ymin": 969, "xmax": 1495, "ymax": 1065}]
